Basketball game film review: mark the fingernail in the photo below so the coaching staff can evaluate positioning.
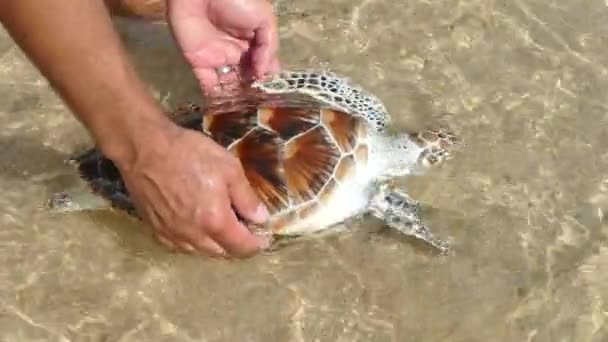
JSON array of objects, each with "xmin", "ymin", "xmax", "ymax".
[
  {"xmin": 254, "ymin": 204, "xmax": 270, "ymax": 222},
  {"xmin": 181, "ymin": 242, "xmax": 196, "ymax": 253}
]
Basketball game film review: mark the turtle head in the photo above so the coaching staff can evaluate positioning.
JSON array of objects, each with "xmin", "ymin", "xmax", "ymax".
[
  {"xmin": 368, "ymin": 127, "xmax": 458, "ymax": 179},
  {"xmin": 413, "ymin": 128, "xmax": 459, "ymax": 170}
]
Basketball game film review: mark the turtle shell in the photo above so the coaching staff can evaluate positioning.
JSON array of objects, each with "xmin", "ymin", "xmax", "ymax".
[
  {"xmin": 71, "ymin": 87, "xmax": 370, "ymax": 235},
  {"xmin": 198, "ymin": 88, "xmax": 370, "ymax": 234}
]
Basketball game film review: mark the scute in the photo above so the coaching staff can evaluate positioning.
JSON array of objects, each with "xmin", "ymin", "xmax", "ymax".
[
  {"xmin": 202, "ymin": 110, "xmax": 257, "ymax": 148},
  {"xmin": 353, "ymin": 144, "xmax": 369, "ymax": 165},
  {"xmin": 321, "ymin": 109, "xmax": 359, "ymax": 153},
  {"xmin": 229, "ymin": 127, "xmax": 289, "ymax": 214},
  {"xmin": 258, "ymin": 106, "xmax": 320, "ymax": 140},
  {"xmin": 334, "ymin": 155, "xmax": 357, "ymax": 183},
  {"xmin": 318, "ymin": 178, "xmax": 339, "ymax": 204},
  {"xmin": 284, "ymin": 126, "xmax": 341, "ymax": 205}
]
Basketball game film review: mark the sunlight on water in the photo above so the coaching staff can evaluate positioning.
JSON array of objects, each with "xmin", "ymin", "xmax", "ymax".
[{"xmin": 1, "ymin": 0, "xmax": 607, "ymax": 340}]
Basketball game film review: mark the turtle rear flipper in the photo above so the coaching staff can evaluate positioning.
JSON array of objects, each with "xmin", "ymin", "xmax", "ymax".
[
  {"xmin": 47, "ymin": 147, "xmax": 135, "ymax": 215},
  {"xmin": 47, "ymin": 187, "xmax": 113, "ymax": 213}
]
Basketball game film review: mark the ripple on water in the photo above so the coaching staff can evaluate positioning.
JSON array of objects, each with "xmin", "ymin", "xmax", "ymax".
[{"xmin": 2, "ymin": 0, "xmax": 608, "ymax": 340}]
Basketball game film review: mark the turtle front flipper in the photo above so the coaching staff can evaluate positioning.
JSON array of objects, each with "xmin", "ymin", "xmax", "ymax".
[
  {"xmin": 252, "ymin": 70, "xmax": 391, "ymax": 132},
  {"xmin": 369, "ymin": 186, "xmax": 450, "ymax": 255}
]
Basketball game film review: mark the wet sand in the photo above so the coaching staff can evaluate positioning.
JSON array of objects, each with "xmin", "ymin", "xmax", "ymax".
[{"xmin": 1, "ymin": 0, "xmax": 607, "ymax": 341}]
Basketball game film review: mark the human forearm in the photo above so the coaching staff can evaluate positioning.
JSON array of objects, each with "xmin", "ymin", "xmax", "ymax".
[
  {"xmin": 0, "ymin": 0, "xmax": 172, "ymax": 166},
  {"xmin": 104, "ymin": 0, "xmax": 166, "ymax": 20}
]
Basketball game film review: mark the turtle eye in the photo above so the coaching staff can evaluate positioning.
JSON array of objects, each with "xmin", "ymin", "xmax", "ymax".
[
  {"xmin": 389, "ymin": 216, "xmax": 401, "ymax": 224},
  {"xmin": 385, "ymin": 194, "xmax": 404, "ymax": 207}
]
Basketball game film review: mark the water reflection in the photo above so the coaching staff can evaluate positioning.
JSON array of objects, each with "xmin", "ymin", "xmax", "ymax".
[{"xmin": 1, "ymin": 0, "xmax": 607, "ymax": 340}]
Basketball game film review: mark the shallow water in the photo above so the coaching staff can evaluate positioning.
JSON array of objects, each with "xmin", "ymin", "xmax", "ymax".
[{"xmin": 1, "ymin": 0, "xmax": 607, "ymax": 341}]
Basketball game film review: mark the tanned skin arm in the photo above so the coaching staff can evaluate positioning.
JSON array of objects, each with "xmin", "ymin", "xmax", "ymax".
[
  {"xmin": 104, "ymin": 0, "xmax": 166, "ymax": 20},
  {"xmin": 0, "ymin": 0, "xmax": 270, "ymax": 257},
  {"xmin": 0, "ymin": 0, "xmax": 170, "ymax": 167}
]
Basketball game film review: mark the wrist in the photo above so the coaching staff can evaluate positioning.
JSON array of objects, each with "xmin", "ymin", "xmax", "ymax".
[{"xmin": 94, "ymin": 103, "xmax": 178, "ymax": 171}]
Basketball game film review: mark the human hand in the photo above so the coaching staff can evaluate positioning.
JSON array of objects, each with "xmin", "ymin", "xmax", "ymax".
[
  {"xmin": 168, "ymin": 0, "xmax": 280, "ymax": 94},
  {"xmin": 117, "ymin": 121, "xmax": 271, "ymax": 258}
]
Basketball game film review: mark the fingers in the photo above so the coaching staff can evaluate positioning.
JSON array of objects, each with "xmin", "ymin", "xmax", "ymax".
[
  {"xmin": 251, "ymin": 18, "xmax": 279, "ymax": 78},
  {"xmin": 156, "ymin": 204, "xmax": 266, "ymax": 259},
  {"xmin": 155, "ymin": 231, "xmax": 227, "ymax": 258},
  {"xmin": 226, "ymin": 164, "xmax": 269, "ymax": 224},
  {"xmin": 193, "ymin": 67, "xmax": 219, "ymax": 95},
  {"xmin": 204, "ymin": 188, "xmax": 269, "ymax": 258},
  {"xmin": 192, "ymin": 39, "xmax": 246, "ymax": 95},
  {"xmin": 221, "ymin": 38, "xmax": 247, "ymax": 65},
  {"xmin": 268, "ymin": 56, "xmax": 280, "ymax": 73},
  {"xmin": 141, "ymin": 179, "xmax": 230, "ymax": 258},
  {"xmin": 186, "ymin": 235, "xmax": 227, "ymax": 257},
  {"xmin": 196, "ymin": 70, "xmax": 241, "ymax": 97}
]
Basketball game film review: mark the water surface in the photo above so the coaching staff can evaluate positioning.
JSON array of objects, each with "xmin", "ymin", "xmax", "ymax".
[{"xmin": 1, "ymin": 0, "xmax": 607, "ymax": 341}]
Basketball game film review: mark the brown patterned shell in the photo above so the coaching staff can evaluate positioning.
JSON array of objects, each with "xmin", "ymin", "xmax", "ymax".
[{"xmin": 198, "ymin": 91, "xmax": 370, "ymax": 233}]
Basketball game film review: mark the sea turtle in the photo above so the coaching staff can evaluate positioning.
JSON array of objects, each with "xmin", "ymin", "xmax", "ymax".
[{"xmin": 47, "ymin": 69, "xmax": 457, "ymax": 254}]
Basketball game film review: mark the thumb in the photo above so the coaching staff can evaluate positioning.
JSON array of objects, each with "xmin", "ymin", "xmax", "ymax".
[{"xmin": 227, "ymin": 170, "xmax": 270, "ymax": 224}]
